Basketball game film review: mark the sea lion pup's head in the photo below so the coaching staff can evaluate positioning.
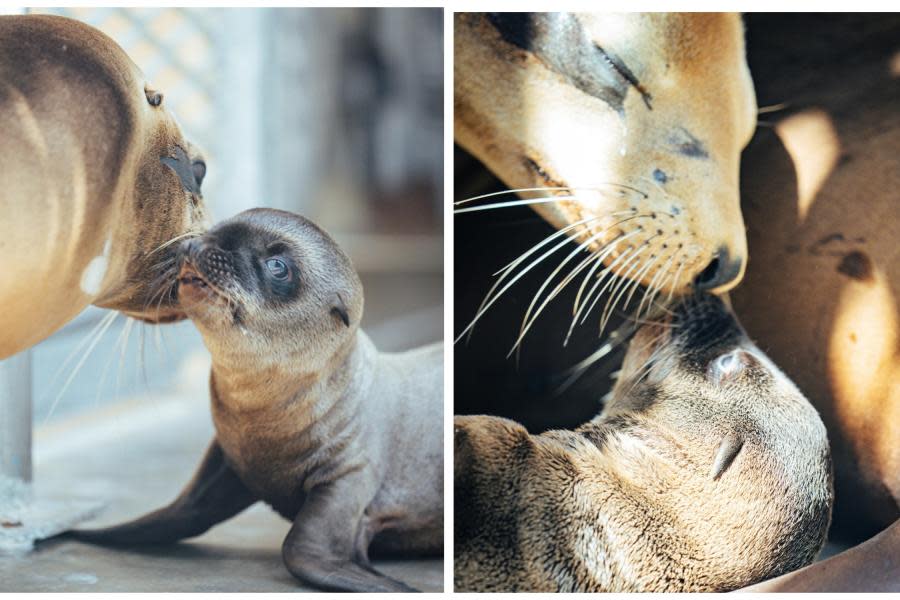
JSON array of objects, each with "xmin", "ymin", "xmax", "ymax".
[
  {"xmin": 590, "ymin": 294, "xmax": 832, "ymax": 587},
  {"xmin": 173, "ymin": 208, "xmax": 363, "ymax": 372}
]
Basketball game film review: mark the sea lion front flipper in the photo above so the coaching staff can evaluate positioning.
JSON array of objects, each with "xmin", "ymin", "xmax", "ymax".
[
  {"xmin": 69, "ymin": 439, "xmax": 257, "ymax": 546},
  {"xmin": 281, "ymin": 472, "xmax": 418, "ymax": 593}
]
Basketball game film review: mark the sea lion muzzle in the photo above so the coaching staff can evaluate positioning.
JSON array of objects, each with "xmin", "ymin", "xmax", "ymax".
[{"xmin": 175, "ymin": 238, "xmax": 238, "ymax": 303}]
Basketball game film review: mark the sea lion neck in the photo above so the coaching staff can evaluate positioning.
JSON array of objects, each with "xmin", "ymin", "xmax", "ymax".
[
  {"xmin": 208, "ymin": 329, "xmax": 379, "ymax": 499},
  {"xmin": 209, "ymin": 329, "xmax": 375, "ymax": 414}
]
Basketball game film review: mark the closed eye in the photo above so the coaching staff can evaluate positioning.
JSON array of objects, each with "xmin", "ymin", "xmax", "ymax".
[{"xmin": 708, "ymin": 349, "xmax": 750, "ymax": 385}]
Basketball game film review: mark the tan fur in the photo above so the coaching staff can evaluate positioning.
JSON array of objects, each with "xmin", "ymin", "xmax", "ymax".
[
  {"xmin": 732, "ymin": 16, "xmax": 900, "ymax": 534},
  {"xmin": 455, "ymin": 13, "xmax": 756, "ymax": 294},
  {"xmin": 455, "ymin": 298, "xmax": 832, "ymax": 592},
  {"xmin": 0, "ymin": 15, "xmax": 206, "ymax": 358}
]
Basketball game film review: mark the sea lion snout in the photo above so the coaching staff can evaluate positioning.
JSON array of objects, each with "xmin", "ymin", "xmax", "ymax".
[
  {"xmin": 672, "ymin": 294, "xmax": 746, "ymax": 346},
  {"xmin": 175, "ymin": 237, "xmax": 239, "ymax": 308},
  {"xmin": 614, "ymin": 294, "xmax": 775, "ymax": 405},
  {"xmin": 177, "ymin": 237, "xmax": 236, "ymax": 278}
]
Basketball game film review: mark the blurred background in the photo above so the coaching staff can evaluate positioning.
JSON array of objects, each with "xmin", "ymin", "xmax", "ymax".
[
  {"xmin": 19, "ymin": 7, "xmax": 443, "ymax": 425},
  {"xmin": 0, "ymin": 7, "xmax": 442, "ymax": 591}
]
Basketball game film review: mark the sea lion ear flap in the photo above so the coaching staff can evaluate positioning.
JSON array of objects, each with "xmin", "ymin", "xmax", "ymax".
[
  {"xmin": 709, "ymin": 431, "xmax": 744, "ymax": 480},
  {"xmin": 331, "ymin": 293, "xmax": 350, "ymax": 327}
]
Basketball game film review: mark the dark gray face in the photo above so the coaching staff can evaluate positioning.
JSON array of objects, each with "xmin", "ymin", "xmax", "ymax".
[
  {"xmin": 178, "ymin": 220, "xmax": 303, "ymax": 312},
  {"xmin": 172, "ymin": 209, "xmax": 360, "ymax": 353}
]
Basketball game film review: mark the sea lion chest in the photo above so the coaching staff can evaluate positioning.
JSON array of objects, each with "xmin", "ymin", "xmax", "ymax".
[
  {"xmin": 209, "ymin": 370, "xmax": 369, "ymax": 521},
  {"xmin": 211, "ymin": 401, "xmax": 309, "ymax": 518}
]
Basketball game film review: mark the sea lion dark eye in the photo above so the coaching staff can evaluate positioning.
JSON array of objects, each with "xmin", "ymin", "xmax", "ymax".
[{"xmin": 265, "ymin": 258, "xmax": 290, "ymax": 281}]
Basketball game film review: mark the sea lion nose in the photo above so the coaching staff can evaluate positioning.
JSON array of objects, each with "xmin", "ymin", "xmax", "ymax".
[{"xmin": 694, "ymin": 247, "xmax": 744, "ymax": 294}]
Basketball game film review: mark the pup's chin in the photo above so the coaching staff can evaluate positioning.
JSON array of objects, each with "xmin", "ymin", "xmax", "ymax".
[
  {"xmin": 179, "ymin": 286, "xmax": 242, "ymax": 332},
  {"xmin": 124, "ymin": 305, "xmax": 187, "ymax": 324},
  {"xmin": 178, "ymin": 279, "xmax": 213, "ymax": 305}
]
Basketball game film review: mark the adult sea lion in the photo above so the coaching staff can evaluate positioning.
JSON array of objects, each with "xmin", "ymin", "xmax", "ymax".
[
  {"xmin": 456, "ymin": 12, "xmax": 757, "ymax": 296},
  {"xmin": 68, "ymin": 208, "xmax": 444, "ymax": 593},
  {"xmin": 0, "ymin": 14, "xmax": 207, "ymax": 358},
  {"xmin": 455, "ymin": 295, "xmax": 833, "ymax": 592},
  {"xmin": 454, "ymin": 11, "xmax": 757, "ymax": 429},
  {"xmin": 730, "ymin": 13, "xmax": 900, "ymax": 591}
]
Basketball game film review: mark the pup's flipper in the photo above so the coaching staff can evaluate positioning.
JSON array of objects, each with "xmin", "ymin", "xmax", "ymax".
[
  {"xmin": 66, "ymin": 439, "xmax": 257, "ymax": 545},
  {"xmin": 281, "ymin": 470, "xmax": 418, "ymax": 592}
]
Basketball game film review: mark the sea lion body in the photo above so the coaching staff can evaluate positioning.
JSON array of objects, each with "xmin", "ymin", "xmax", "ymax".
[
  {"xmin": 454, "ymin": 12, "xmax": 900, "ymax": 591},
  {"xmin": 455, "ymin": 296, "xmax": 832, "ymax": 592},
  {"xmin": 70, "ymin": 208, "xmax": 443, "ymax": 593},
  {"xmin": 733, "ymin": 14, "xmax": 900, "ymax": 539},
  {"xmin": 210, "ymin": 331, "xmax": 443, "ymax": 556},
  {"xmin": 0, "ymin": 14, "xmax": 206, "ymax": 358}
]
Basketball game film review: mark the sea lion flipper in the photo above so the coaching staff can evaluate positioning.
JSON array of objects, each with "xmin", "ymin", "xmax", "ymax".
[
  {"xmin": 282, "ymin": 553, "xmax": 418, "ymax": 593},
  {"xmin": 68, "ymin": 439, "xmax": 257, "ymax": 546},
  {"xmin": 281, "ymin": 473, "xmax": 418, "ymax": 592}
]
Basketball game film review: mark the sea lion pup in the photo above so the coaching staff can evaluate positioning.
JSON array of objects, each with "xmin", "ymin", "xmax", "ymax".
[
  {"xmin": 70, "ymin": 208, "xmax": 443, "ymax": 593},
  {"xmin": 0, "ymin": 15, "xmax": 208, "ymax": 358},
  {"xmin": 455, "ymin": 295, "xmax": 833, "ymax": 592}
]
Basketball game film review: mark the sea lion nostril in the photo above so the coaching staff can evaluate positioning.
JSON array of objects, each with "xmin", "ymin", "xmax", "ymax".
[
  {"xmin": 693, "ymin": 249, "xmax": 743, "ymax": 293},
  {"xmin": 696, "ymin": 256, "xmax": 721, "ymax": 286}
]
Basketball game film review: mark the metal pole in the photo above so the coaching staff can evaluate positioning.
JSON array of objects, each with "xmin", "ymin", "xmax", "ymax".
[
  {"xmin": 0, "ymin": 350, "xmax": 32, "ymax": 483},
  {"xmin": 1, "ymin": 346, "xmax": 102, "ymax": 554}
]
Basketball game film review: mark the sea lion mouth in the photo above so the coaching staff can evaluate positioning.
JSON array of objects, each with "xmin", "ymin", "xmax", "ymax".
[
  {"xmin": 124, "ymin": 256, "xmax": 188, "ymax": 324},
  {"xmin": 175, "ymin": 257, "xmax": 245, "ymax": 327},
  {"xmin": 127, "ymin": 310, "xmax": 186, "ymax": 324},
  {"xmin": 670, "ymin": 294, "xmax": 746, "ymax": 351},
  {"xmin": 177, "ymin": 261, "xmax": 229, "ymax": 304},
  {"xmin": 614, "ymin": 294, "xmax": 747, "ymax": 386},
  {"xmin": 178, "ymin": 267, "xmax": 209, "ymax": 289}
]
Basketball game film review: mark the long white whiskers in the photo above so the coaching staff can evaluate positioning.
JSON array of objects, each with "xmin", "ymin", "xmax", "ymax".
[
  {"xmin": 454, "ymin": 184, "xmax": 649, "ymax": 206},
  {"xmin": 511, "ymin": 225, "xmax": 646, "ymax": 357},
  {"xmin": 456, "ymin": 216, "xmax": 605, "ymax": 343},
  {"xmin": 42, "ymin": 311, "xmax": 119, "ymax": 425}
]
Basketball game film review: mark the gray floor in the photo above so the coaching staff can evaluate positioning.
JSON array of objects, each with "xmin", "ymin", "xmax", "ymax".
[{"xmin": 1, "ymin": 272, "xmax": 444, "ymax": 593}]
